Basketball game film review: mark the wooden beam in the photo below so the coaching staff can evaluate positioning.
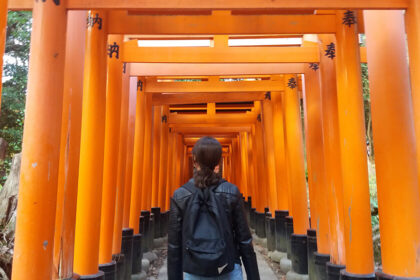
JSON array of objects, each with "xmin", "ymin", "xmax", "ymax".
[
  {"xmin": 171, "ymin": 126, "xmax": 251, "ymax": 133},
  {"xmin": 129, "ymin": 63, "xmax": 306, "ymax": 76},
  {"xmin": 108, "ymin": 11, "xmax": 336, "ymax": 34},
  {"xmin": 146, "ymin": 78, "xmax": 284, "ymax": 93},
  {"xmin": 168, "ymin": 113, "xmax": 257, "ymax": 125},
  {"xmin": 8, "ymin": 0, "xmax": 409, "ymax": 11},
  {"xmin": 152, "ymin": 92, "xmax": 265, "ymax": 105},
  {"xmin": 123, "ymin": 40, "xmax": 319, "ymax": 63}
]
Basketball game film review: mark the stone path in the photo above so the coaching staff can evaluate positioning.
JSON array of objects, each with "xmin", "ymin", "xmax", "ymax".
[{"xmin": 154, "ymin": 246, "xmax": 277, "ymax": 280}]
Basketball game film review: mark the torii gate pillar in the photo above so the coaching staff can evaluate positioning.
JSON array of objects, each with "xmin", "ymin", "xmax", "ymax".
[{"xmin": 12, "ymin": 1, "xmax": 67, "ymax": 279}]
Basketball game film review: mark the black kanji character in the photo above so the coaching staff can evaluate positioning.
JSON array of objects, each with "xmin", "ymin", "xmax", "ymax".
[
  {"xmin": 137, "ymin": 80, "xmax": 143, "ymax": 91},
  {"xmin": 265, "ymin": 91, "xmax": 271, "ymax": 100},
  {"xmin": 325, "ymin": 42, "xmax": 336, "ymax": 59},
  {"xmin": 288, "ymin": 77, "xmax": 297, "ymax": 89},
  {"xmin": 108, "ymin": 42, "xmax": 120, "ymax": 59},
  {"xmin": 342, "ymin": 10, "xmax": 357, "ymax": 27},
  {"xmin": 309, "ymin": 63, "xmax": 319, "ymax": 71},
  {"xmin": 87, "ymin": 13, "xmax": 102, "ymax": 30}
]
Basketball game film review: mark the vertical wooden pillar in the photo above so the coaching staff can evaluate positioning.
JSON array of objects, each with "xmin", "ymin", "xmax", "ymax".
[
  {"xmin": 122, "ymin": 77, "xmax": 137, "ymax": 227},
  {"xmin": 11, "ymin": 1, "xmax": 67, "ymax": 279},
  {"xmin": 365, "ymin": 10, "xmax": 420, "ymax": 278},
  {"xmin": 406, "ymin": 0, "xmax": 420, "ymax": 188},
  {"xmin": 165, "ymin": 130, "xmax": 175, "ymax": 210},
  {"xmin": 112, "ymin": 64, "xmax": 130, "ymax": 255},
  {"xmin": 335, "ymin": 10, "xmax": 375, "ymax": 277},
  {"xmin": 254, "ymin": 102, "xmax": 269, "ymax": 211},
  {"xmin": 141, "ymin": 94, "xmax": 153, "ymax": 211},
  {"xmin": 99, "ymin": 34, "xmax": 124, "ymax": 265},
  {"xmin": 151, "ymin": 106, "xmax": 162, "ymax": 207},
  {"xmin": 53, "ymin": 11, "xmax": 86, "ymax": 279},
  {"xmin": 239, "ymin": 132, "xmax": 249, "ymax": 198},
  {"xmin": 318, "ymin": 34, "xmax": 346, "ymax": 265},
  {"xmin": 283, "ymin": 74, "xmax": 309, "ymax": 235},
  {"xmin": 271, "ymin": 88, "xmax": 289, "ymax": 211},
  {"xmin": 0, "ymin": 0, "xmax": 7, "ymax": 109},
  {"xmin": 129, "ymin": 78, "xmax": 146, "ymax": 234},
  {"xmin": 246, "ymin": 133, "xmax": 255, "ymax": 205},
  {"xmin": 73, "ymin": 10, "xmax": 107, "ymax": 277},
  {"xmin": 158, "ymin": 106, "xmax": 169, "ymax": 210},
  {"xmin": 262, "ymin": 93, "xmax": 279, "ymax": 212},
  {"xmin": 303, "ymin": 61, "xmax": 330, "ymax": 254},
  {"xmin": 250, "ymin": 125, "xmax": 262, "ymax": 211}
]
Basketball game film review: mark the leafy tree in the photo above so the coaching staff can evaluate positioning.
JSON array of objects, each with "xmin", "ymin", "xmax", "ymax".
[{"xmin": 0, "ymin": 11, "xmax": 32, "ymax": 186}]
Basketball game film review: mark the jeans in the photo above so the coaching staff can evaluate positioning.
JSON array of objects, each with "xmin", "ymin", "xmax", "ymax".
[{"xmin": 184, "ymin": 263, "xmax": 243, "ymax": 280}]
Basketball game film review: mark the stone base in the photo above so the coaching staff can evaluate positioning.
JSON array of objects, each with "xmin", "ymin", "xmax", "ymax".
[
  {"xmin": 143, "ymin": 251, "xmax": 158, "ymax": 263},
  {"xmin": 79, "ymin": 271, "xmax": 105, "ymax": 280},
  {"xmin": 131, "ymin": 271, "xmax": 147, "ymax": 280},
  {"xmin": 340, "ymin": 270, "xmax": 375, "ymax": 280},
  {"xmin": 268, "ymin": 250, "xmax": 287, "ymax": 263},
  {"xmin": 286, "ymin": 270, "xmax": 309, "ymax": 280},
  {"xmin": 153, "ymin": 237, "xmax": 166, "ymax": 248},
  {"xmin": 252, "ymin": 233, "xmax": 268, "ymax": 248},
  {"xmin": 141, "ymin": 259, "xmax": 150, "ymax": 273},
  {"xmin": 280, "ymin": 258, "xmax": 292, "ymax": 274}
]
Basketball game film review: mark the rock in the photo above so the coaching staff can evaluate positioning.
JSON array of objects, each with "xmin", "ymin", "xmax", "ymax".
[
  {"xmin": 153, "ymin": 237, "xmax": 166, "ymax": 248},
  {"xmin": 280, "ymin": 258, "xmax": 292, "ymax": 274},
  {"xmin": 141, "ymin": 259, "xmax": 150, "ymax": 273},
  {"xmin": 143, "ymin": 251, "xmax": 158, "ymax": 263},
  {"xmin": 268, "ymin": 250, "xmax": 287, "ymax": 263}
]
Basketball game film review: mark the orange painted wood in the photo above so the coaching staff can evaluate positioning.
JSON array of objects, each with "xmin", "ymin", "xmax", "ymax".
[
  {"xmin": 318, "ymin": 34, "xmax": 346, "ymax": 265},
  {"xmin": 53, "ymin": 11, "xmax": 86, "ymax": 279},
  {"xmin": 151, "ymin": 106, "xmax": 162, "ymax": 207},
  {"xmin": 283, "ymin": 74, "xmax": 309, "ymax": 235},
  {"xmin": 165, "ymin": 131, "xmax": 175, "ymax": 210},
  {"xmin": 158, "ymin": 106, "xmax": 170, "ymax": 210},
  {"xmin": 303, "ymin": 62, "xmax": 330, "ymax": 254},
  {"xmin": 73, "ymin": 10, "xmax": 107, "ymax": 276},
  {"xmin": 112, "ymin": 65, "xmax": 130, "ymax": 254},
  {"xmin": 130, "ymin": 63, "xmax": 305, "ymax": 77},
  {"xmin": 122, "ymin": 77, "xmax": 137, "ymax": 227},
  {"xmin": 141, "ymin": 93, "xmax": 153, "ymax": 210},
  {"xmin": 406, "ymin": 0, "xmax": 420, "ymax": 193},
  {"xmin": 8, "ymin": 0, "xmax": 409, "ymax": 11},
  {"xmin": 145, "ymin": 78, "xmax": 285, "ymax": 93},
  {"xmin": 107, "ymin": 12, "xmax": 336, "ymax": 34},
  {"xmin": 254, "ymin": 102, "xmax": 270, "ymax": 212},
  {"xmin": 365, "ymin": 10, "xmax": 420, "ymax": 277},
  {"xmin": 335, "ymin": 10, "xmax": 374, "ymax": 275},
  {"xmin": 11, "ymin": 1, "xmax": 67, "ymax": 279},
  {"xmin": 123, "ymin": 41, "xmax": 319, "ymax": 63},
  {"xmin": 271, "ymin": 90, "xmax": 289, "ymax": 211},
  {"xmin": 129, "ymin": 78, "xmax": 146, "ymax": 234},
  {"xmin": 168, "ymin": 113, "xmax": 256, "ymax": 125},
  {"xmin": 99, "ymin": 34, "xmax": 124, "ymax": 264},
  {"xmin": 262, "ymin": 97, "xmax": 279, "ymax": 213}
]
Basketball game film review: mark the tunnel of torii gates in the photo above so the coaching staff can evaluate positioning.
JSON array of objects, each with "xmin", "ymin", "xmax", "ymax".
[{"xmin": 1, "ymin": 1, "xmax": 420, "ymax": 280}]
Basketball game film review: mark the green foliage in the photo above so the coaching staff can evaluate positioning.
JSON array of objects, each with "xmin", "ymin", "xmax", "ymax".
[{"xmin": 0, "ymin": 11, "xmax": 32, "ymax": 185}]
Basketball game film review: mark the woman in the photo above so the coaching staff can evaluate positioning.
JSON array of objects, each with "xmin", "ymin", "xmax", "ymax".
[{"xmin": 168, "ymin": 136, "xmax": 260, "ymax": 280}]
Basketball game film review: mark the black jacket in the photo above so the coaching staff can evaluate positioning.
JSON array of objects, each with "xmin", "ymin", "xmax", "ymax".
[{"xmin": 168, "ymin": 179, "xmax": 260, "ymax": 280}]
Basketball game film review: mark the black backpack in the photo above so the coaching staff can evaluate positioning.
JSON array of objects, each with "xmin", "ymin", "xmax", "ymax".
[{"xmin": 181, "ymin": 179, "xmax": 236, "ymax": 277}]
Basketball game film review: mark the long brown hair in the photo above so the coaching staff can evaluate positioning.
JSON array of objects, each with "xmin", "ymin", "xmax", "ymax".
[{"xmin": 192, "ymin": 136, "xmax": 222, "ymax": 188}]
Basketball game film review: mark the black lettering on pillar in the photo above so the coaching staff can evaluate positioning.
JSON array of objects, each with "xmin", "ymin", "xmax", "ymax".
[
  {"xmin": 87, "ymin": 13, "xmax": 103, "ymax": 30},
  {"xmin": 40, "ymin": 0, "xmax": 61, "ymax": 5},
  {"xmin": 108, "ymin": 42, "xmax": 120, "ymax": 59},
  {"xmin": 287, "ymin": 77, "xmax": 297, "ymax": 89}
]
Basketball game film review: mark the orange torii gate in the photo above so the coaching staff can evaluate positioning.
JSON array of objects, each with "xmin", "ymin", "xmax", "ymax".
[{"xmin": 0, "ymin": 1, "xmax": 419, "ymax": 280}]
